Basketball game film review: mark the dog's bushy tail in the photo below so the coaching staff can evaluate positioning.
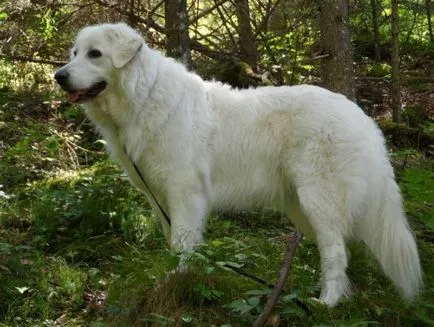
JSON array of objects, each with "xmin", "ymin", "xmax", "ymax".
[{"xmin": 360, "ymin": 177, "xmax": 422, "ymax": 300}]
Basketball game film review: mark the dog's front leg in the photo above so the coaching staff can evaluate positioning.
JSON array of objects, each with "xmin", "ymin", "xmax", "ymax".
[{"xmin": 167, "ymin": 179, "xmax": 209, "ymax": 252}]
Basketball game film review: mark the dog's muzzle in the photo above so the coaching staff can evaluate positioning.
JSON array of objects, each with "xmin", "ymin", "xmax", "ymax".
[{"xmin": 54, "ymin": 69, "xmax": 107, "ymax": 103}]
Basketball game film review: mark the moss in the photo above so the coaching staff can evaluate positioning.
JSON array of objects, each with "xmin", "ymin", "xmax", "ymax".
[
  {"xmin": 366, "ymin": 63, "xmax": 392, "ymax": 77},
  {"xmin": 402, "ymin": 105, "xmax": 428, "ymax": 127},
  {"xmin": 215, "ymin": 61, "xmax": 260, "ymax": 88},
  {"xmin": 378, "ymin": 120, "xmax": 434, "ymax": 151}
]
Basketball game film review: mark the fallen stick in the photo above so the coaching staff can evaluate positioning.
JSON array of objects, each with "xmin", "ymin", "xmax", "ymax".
[{"xmin": 253, "ymin": 231, "xmax": 303, "ymax": 327}]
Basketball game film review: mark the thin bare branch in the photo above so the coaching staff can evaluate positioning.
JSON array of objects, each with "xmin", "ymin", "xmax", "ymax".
[
  {"xmin": 189, "ymin": 0, "xmax": 230, "ymax": 24},
  {"xmin": 149, "ymin": 0, "xmax": 164, "ymax": 16},
  {"xmin": 253, "ymin": 231, "xmax": 303, "ymax": 327},
  {"xmin": 0, "ymin": 53, "xmax": 66, "ymax": 66},
  {"xmin": 190, "ymin": 39, "xmax": 235, "ymax": 61},
  {"xmin": 214, "ymin": 0, "xmax": 238, "ymax": 48},
  {"xmin": 92, "ymin": 0, "xmax": 165, "ymax": 33},
  {"xmin": 254, "ymin": 0, "xmax": 282, "ymax": 38}
]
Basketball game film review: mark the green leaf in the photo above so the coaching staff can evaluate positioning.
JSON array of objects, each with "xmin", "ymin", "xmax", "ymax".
[
  {"xmin": 204, "ymin": 265, "xmax": 215, "ymax": 274},
  {"xmin": 0, "ymin": 243, "xmax": 13, "ymax": 254},
  {"xmin": 217, "ymin": 261, "xmax": 243, "ymax": 269},
  {"xmin": 211, "ymin": 239, "xmax": 224, "ymax": 247},
  {"xmin": 15, "ymin": 287, "xmax": 30, "ymax": 294},
  {"xmin": 247, "ymin": 296, "xmax": 260, "ymax": 308},
  {"xmin": 225, "ymin": 299, "xmax": 253, "ymax": 314},
  {"xmin": 280, "ymin": 306, "xmax": 304, "ymax": 317},
  {"xmin": 280, "ymin": 293, "xmax": 297, "ymax": 303},
  {"xmin": 245, "ymin": 289, "xmax": 271, "ymax": 296},
  {"xmin": 181, "ymin": 314, "xmax": 193, "ymax": 323},
  {"xmin": 147, "ymin": 313, "xmax": 175, "ymax": 323}
]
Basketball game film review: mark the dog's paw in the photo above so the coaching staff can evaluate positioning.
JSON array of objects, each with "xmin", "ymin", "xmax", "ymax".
[{"xmin": 317, "ymin": 278, "xmax": 352, "ymax": 307}]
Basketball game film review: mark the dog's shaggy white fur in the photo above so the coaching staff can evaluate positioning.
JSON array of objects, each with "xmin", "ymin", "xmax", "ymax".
[{"xmin": 55, "ymin": 23, "xmax": 422, "ymax": 307}]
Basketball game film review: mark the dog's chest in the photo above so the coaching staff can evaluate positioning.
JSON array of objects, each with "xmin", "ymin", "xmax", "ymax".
[
  {"xmin": 118, "ymin": 122, "xmax": 148, "ymax": 163},
  {"xmin": 117, "ymin": 123, "xmax": 169, "ymax": 195},
  {"xmin": 87, "ymin": 103, "xmax": 169, "ymax": 198}
]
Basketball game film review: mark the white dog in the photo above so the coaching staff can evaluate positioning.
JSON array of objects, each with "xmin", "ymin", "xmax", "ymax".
[{"xmin": 54, "ymin": 23, "xmax": 422, "ymax": 307}]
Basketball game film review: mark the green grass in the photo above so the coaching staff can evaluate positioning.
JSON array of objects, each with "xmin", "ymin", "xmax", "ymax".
[{"xmin": 0, "ymin": 89, "xmax": 433, "ymax": 326}]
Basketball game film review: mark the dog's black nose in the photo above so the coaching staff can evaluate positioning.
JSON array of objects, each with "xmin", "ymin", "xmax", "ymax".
[{"xmin": 54, "ymin": 70, "xmax": 69, "ymax": 86}]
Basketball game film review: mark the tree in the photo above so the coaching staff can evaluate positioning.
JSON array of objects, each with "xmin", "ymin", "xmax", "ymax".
[
  {"xmin": 126, "ymin": 0, "xmax": 139, "ymax": 28},
  {"xmin": 164, "ymin": 0, "xmax": 192, "ymax": 69},
  {"xmin": 318, "ymin": 0, "xmax": 356, "ymax": 100},
  {"xmin": 370, "ymin": 0, "xmax": 381, "ymax": 61},
  {"xmin": 234, "ymin": 0, "xmax": 258, "ymax": 70},
  {"xmin": 391, "ymin": 0, "xmax": 401, "ymax": 122},
  {"xmin": 427, "ymin": 0, "xmax": 434, "ymax": 43}
]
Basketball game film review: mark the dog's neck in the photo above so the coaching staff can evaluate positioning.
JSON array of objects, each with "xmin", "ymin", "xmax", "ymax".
[{"xmin": 85, "ymin": 43, "xmax": 206, "ymax": 144}]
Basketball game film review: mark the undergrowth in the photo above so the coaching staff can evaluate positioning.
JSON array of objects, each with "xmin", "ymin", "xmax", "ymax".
[{"xmin": 0, "ymin": 89, "xmax": 433, "ymax": 326}]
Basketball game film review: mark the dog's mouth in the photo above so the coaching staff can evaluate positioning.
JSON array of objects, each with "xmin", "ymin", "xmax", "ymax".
[{"xmin": 65, "ymin": 81, "xmax": 107, "ymax": 103}]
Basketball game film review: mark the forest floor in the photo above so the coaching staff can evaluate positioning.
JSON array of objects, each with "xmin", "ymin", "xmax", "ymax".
[{"xmin": 0, "ymin": 86, "xmax": 433, "ymax": 327}]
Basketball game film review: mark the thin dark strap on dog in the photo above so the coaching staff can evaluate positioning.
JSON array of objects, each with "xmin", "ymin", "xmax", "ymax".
[{"xmin": 124, "ymin": 146, "xmax": 172, "ymax": 226}]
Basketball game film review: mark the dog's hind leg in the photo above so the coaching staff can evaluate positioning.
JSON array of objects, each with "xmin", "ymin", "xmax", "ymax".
[
  {"xmin": 296, "ymin": 185, "xmax": 351, "ymax": 307},
  {"xmin": 284, "ymin": 195, "xmax": 314, "ymax": 236}
]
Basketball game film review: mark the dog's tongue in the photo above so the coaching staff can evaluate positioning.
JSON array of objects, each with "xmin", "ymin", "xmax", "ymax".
[
  {"xmin": 67, "ymin": 92, "xmax": 80, "ymax": 103},
  {"xmin": 67, "ymin": 90, "xmax": 86, "ymax": 103}
]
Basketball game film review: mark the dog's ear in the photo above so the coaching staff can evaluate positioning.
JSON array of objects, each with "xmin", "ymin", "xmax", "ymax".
[{"xmin": 109, "ymin": 24, "xmax": 143, "ymax": 69}]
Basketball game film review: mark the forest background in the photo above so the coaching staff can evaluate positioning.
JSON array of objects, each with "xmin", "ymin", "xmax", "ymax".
[{"xmin": 0, "ymin": 0, "xmax": 433, "ymax": 326}]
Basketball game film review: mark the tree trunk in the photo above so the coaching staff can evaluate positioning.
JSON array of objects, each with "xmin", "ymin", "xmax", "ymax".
[
  {"xmin": 427, "ymin": 0, "xmax": 434, "ymax": 43},
  {"xmin": 235, "ymin": 0, "xmax": 258, "ymax": 71},
  {"xmin": 126, "ymin": 0, "xmax": 138, "ymax": 28},
  {"xmin": 165, "ymin": 0, "xmax": 192, "ymax": 69},
  {"xmin": 391, "ymin": 0, "xmax": 401, "ymax": 122},
  {"xmin": 371, "ymin": 0, "xmax": 381, "ymax": 61},
  {"xmin": 318, "ymin": 0, "xmax": 356, "ymax": 101}
]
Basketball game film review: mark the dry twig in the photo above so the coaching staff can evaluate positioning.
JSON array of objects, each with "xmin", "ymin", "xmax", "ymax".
[{"xmin": 253, "ymin": 231, "xmax": 303, "ymax": 327}]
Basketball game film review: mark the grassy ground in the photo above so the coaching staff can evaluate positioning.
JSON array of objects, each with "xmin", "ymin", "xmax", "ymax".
[{"xmin": 0, "ymin": 88, "xmax": 433, "ymax": 326}]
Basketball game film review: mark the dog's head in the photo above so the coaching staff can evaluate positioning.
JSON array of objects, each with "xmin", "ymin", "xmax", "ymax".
[{"xmin": 54, "ymin": 23, "xmax": 143, "ymax": 103}]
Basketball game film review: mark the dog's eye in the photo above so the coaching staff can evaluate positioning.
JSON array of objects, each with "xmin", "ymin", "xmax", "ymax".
[
  {"xmin": 88, "ymin": 49, "xmax": 102, "ymax": 58},
  {"xmin": 73, "ymin": 50, "xmax": 77, "ymax": 56}
]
